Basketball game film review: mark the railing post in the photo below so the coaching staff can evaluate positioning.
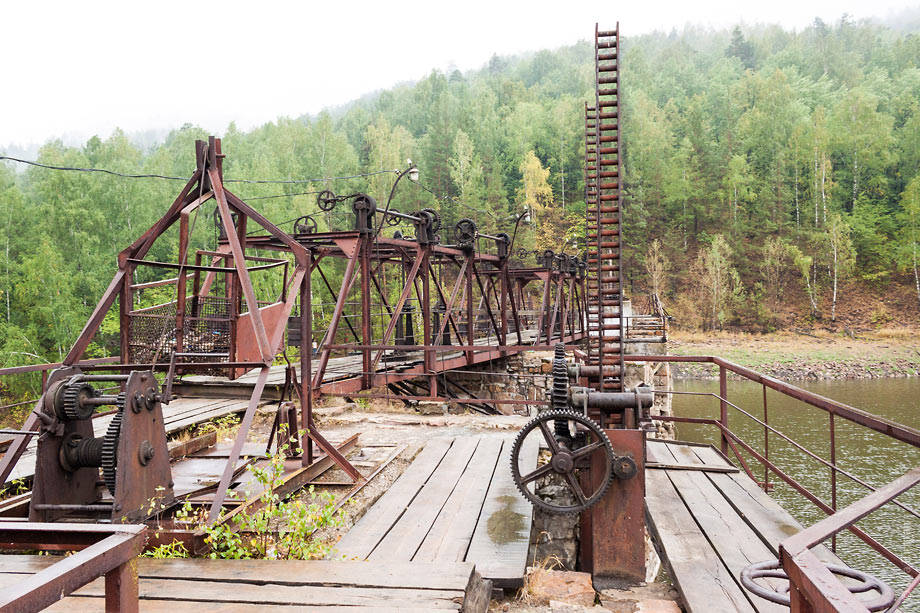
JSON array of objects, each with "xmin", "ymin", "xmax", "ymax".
[
  {"xmin": 829, "ymin": 411, "xmax": 837, "ymax": 552},
  {"xmin": 104, "ymin": 560, "xmax": 139, "ymax": 613},
  {"xmin": 763, "ymin": 384, "xmax": 769, "ymax": 491},
  {"xmin": 719, "ymin": 365, "xmax": 728, "ymax": 455},
  {"xmin": 302, "ymin": 252, "xmax": 313, "ymax": 467}
]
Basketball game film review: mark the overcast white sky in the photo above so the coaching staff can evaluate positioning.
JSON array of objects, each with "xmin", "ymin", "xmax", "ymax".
[{"xmin": 1, "ymin": 0, "xmax": 917, "ymax": 149}]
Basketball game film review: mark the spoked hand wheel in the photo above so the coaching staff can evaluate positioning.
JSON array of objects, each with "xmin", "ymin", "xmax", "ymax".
[
  {"xmin": 317, "ymin": 190, "xmax": 338, "ymax": 211},
  {"xmin": 741, "ymin": 559, "xmax": 895, "ymax": 612},
  {"xmin": 510, "ymin": 410, "xmax": 615, "ymax": 514},
  {"xmin": 293, "ymin": 215, "xmax": 318, "ymax": 235},
  {"xmin": 454, "ymin": 218, "xmax": 477, "ymax": 244}
]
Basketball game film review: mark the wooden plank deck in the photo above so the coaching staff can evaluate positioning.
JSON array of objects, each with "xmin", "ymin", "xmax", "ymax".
[
  {"xmin": 645, "ymin": 440, "xmax": 847, "ymax": 613},
  {"xmin": 337, "ymin": 435, "xmax": 538, "ymax": 589},
  {"xmin": 178, "ymin": 327, "xmax": 550, "ymax": 391},
  {"xmin": 3, "ymin": 396, "xmax": 253, "ymax": 483},
  {"xmin": 0, "ymin": 556, "xmax": 491, "ymax": 612}
]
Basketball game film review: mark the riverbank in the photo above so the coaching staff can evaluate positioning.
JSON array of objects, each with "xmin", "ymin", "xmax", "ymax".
[{"xmin": 668, "ymin": 328, "xmax": 920, "ymax": 380}]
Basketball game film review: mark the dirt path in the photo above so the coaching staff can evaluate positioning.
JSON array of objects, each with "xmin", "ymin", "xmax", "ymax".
[{"xmin": 669, "ymin": 328, "xmax": 920, "ymax": 379}]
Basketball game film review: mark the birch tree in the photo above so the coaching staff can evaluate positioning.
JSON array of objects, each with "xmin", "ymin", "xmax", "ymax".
[
  {"xmin": 899, "ymin": 177, "xmax": 920, "ymax": 309},
  {"xmin": 826, "ymin": 214, "xmax": 855, "ymax": 322},
  {"xmin": 692, "ymin": 235, "xmax": 742, "ymax": 330}
]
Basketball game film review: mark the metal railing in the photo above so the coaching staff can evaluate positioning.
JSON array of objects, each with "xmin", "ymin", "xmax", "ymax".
[
  {"xmin": 626, "ymin": 354, "xmax": 920, "ymax": 611},
  {"xmin": 0, "ymin": 357, "xmax": 121, "ymax": 421},
  {"xmin": 0, "ymin": 522, "xmax": 146, "ymax": 611}
]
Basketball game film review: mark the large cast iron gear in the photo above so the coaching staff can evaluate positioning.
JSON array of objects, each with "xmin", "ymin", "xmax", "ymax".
[
  {"xmin": 510, "ymin": 410, "xmax": 615, "ymax": 514},
  {"xmin": 62, "ymin": 383, "xmax": 96, "ymax": 420},
  {"xmin": 101, "ymin": 393, "xmax": 125, "ymax": 495}
]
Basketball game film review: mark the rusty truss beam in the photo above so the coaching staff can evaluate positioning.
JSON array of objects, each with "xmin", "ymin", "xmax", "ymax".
[{"xmin": 0, "ymin": 137, "xmax": 587, "ymax": 530}]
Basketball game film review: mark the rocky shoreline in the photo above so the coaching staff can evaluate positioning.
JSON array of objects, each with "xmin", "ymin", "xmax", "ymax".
[{"xmin": 672, "ymin": 359, "xmax": 920, "ymax": 381}]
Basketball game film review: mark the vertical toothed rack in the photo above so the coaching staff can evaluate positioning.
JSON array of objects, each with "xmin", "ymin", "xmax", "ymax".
[{"xmin": 585, "ymin": 24, "xmax": 625, "ymax": 418}]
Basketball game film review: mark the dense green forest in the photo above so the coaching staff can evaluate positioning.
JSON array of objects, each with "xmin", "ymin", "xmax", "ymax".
[{"xmin": 2, "ymin": 16, "xmax": 920, "ymax": 380}]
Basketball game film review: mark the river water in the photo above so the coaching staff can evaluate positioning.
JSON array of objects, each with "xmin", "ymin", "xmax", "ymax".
[{"xmin": 671, "ymin": 377, "xmax": 920, "ymax": 609}]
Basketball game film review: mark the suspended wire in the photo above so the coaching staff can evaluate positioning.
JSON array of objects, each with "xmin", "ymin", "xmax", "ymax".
[
  {"xmin": 0, "ymin": 155, "xmax": 395, "ymax": 185},
  {"xmin": 1, "ymin": 155, "xmax": 497, "ymax": 223},
  {"xmin": 0, "ymin": 155, "xmax": 188, "ymax": 180},
  {"xmin": 243, "ymin": 189, "xmax": 325, "ymax": 201}
]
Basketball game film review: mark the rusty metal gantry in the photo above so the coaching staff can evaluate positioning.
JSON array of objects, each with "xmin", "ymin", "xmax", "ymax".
[
  {"xmin": 240, "ymin": 197, "xmax": 588, "ymax": 403},
  {"xmin": 0, "ymin": 135, "xmax": 586, "ymax": 525}
]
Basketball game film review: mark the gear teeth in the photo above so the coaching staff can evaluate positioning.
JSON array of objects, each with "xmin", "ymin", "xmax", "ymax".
[
  {"xmin": 509, "ymin": 409, "xmax": 614, "ymax": 515},
  {"xmin": 101, "ymin": 410, "xmax": 122, "ymax": 496},
  {"xmin": 549, "ymin": 343, "xmax": 569, "ymax": 413},
  {"xmin": 62, "ymin": 383, "xmax": 94, "ymax": 420}
]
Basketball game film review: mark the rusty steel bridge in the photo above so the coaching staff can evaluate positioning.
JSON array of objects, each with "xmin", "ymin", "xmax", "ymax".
[{"xmin": 0, "ymin": 22, "xmax": 917, "ymax": 613}]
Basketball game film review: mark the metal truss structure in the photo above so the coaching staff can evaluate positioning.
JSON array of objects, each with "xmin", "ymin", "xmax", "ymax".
[{"xmin": 0, "ymin": 135, "xmax": 587, "ymax": 525}]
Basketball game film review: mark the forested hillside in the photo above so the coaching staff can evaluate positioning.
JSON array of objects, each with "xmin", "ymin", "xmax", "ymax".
[{"xmin": 1, "ymin": 16, "xmax": 919, "ymax": 376}]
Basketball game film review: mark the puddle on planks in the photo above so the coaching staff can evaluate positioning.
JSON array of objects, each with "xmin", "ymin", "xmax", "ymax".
[{"xmin": 487, "ymin": 495, "xmax": 526, "ymax": 544}]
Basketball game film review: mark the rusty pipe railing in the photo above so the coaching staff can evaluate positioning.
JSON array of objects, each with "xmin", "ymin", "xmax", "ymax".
[
  {"xmin": 626, "ymin": 354, "xmax": 920, "ymax": 609},
  {"xmin": 780, "ymin": 467, "xmax": 920, "ymax": 612},
  {"xmin": 0, "ymin": 522, "xmax": 146, "ymax": 611},
  {"xmin": 0, "ymin": 357, "xmax": 121, "ymax": 415}
]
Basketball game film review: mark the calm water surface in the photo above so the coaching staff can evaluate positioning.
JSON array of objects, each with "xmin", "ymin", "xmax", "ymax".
[{"xmin": 672, "ymin": 377, "xmax": 920, "ymax": 609}]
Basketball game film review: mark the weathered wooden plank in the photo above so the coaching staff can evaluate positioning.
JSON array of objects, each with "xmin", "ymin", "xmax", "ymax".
[
  {"xmin": 464, "ymin": 436, "xmax": 538, "ymax": 589},
  {"xmin": 192, "ymin": 443, "xmax": 270, "ymax": 459},
  {"xmin": 163, "ymin": 400, "xmax": 250, "ymax": 432},
  {"xmin": 665, "ymin": 443, "xmax": 711, "ymax": 466},
  {"xmin": 0, "ymin": 556, "xmax": 477, "ymax": 591},
  {"xmin": 645, "ymin": 468, "xmax": 758, "ymax": 613},
  {"xmin": 646, "ymin": 440, "xmax": 675, "ymax": 465},
  {"xmin": 369, "ymin": 437, "xmax": 481, "ymax": 561},
  {"xmin": 67, "ymin": 579, "xmax": 464, "ymax": 608},
  {"xmin": 646, "ymin": 462, "xmax": 739, "ymax": 473},
  {"xmin": 690, "ymin": 446, "xmax": 847, "ymax": 567},
  {"xmin": 46, "ymin": 602, "xmax": 450, "ymax": 612},
  {"xmin": 413, "ymin": 437, "xmax": 504, "ymax": 563},
  {"xmin": 336, "ymin": 438, "xmax": 454, "ymax": 560},
  {"xmin": 662, "ymin": 460, "xmax": 786, "ymax": 613},
  {"xmin": 0, "ymin": 559, "xmax": 471, "ymax": 610}
]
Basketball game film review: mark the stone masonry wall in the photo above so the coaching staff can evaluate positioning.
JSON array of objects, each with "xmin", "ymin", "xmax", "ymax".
[
  {"xmin": 442, "ymin": 351, "xmax": 554, "ymax": 416},
  {"xmin": 623, "ymin": 340, "xmax": 674, "ymax": 439}
]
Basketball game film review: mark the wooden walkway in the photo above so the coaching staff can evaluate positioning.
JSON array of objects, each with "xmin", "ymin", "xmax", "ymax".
[
  {"xmin": 646, "ymin": 439, "xmax": 846, "ymax": 613},
  {"xmin": 176, "ymin": 327, "xmax": 555, "ymax": 396},
  {"xmin": 0, "ymin": 556, "xmax": 491, "ymax": 612},
  {"xmin": 337, "ymin": 435, "xmax": 538, "ymax": 589},
  {"xmin": 3, "ymin": 396, "xmax": 252, "ymax": 483}
]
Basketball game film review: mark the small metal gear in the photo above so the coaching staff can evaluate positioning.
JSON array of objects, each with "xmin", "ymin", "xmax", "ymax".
[
  {"xmin": 510, "ymin": 410, "xmax": 614, "ymax": 515},
  {"xmin": 421, "ymin": 208, "xmax": 441, "ymax": 233},
  {"xmin": 101, "ymin": 394, "xmax": 125, "ymax": 496},
  {"xmin": 62, "ymin": 383, "xmax": 95, "ymax": 420}
]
